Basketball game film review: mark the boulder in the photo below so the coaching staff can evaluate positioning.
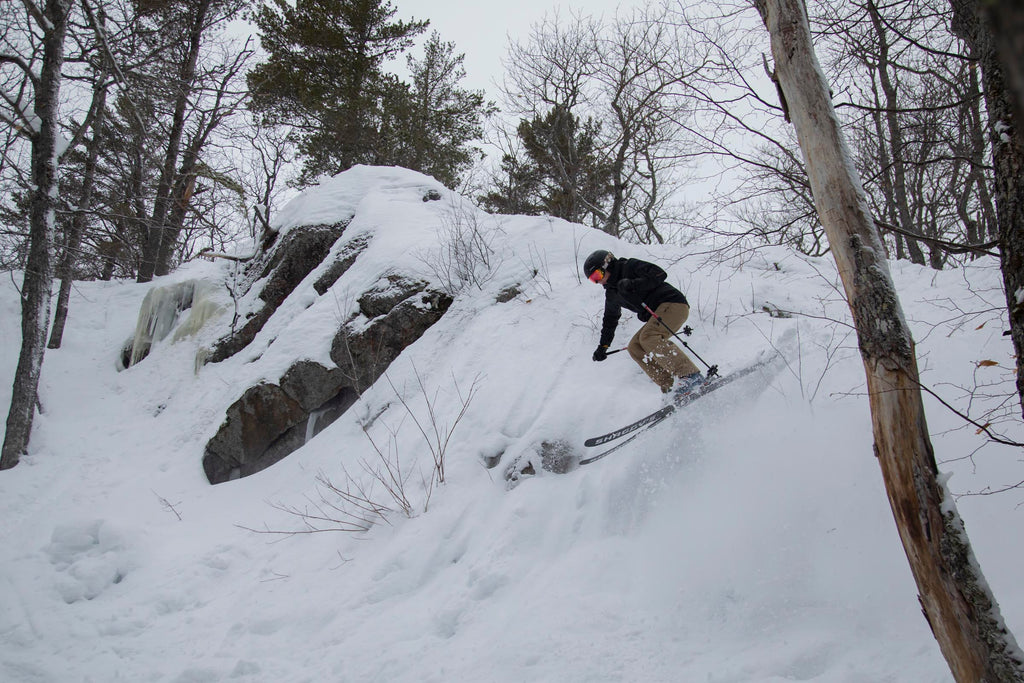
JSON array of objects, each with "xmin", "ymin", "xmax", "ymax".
[
  {"xmin": 202, "ymin": 283, "xmax": 453, "ymax": 484},
  {"xmin": 279, "ymin": 360, "xmax": 348, "ymax": 413},
  {"xmin": 202, "ymin": 383, "xmax": 307, "ymax": 483},
  {"xmin": 196, "ymin": 217, "xmax": 454, "ymax": 484},
  {"xmin": 357, "ymin": 273, "xmax": 429, "ymax": 318}
]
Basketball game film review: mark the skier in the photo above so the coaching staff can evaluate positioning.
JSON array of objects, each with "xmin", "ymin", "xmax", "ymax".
[{"xmin": 583, "ymin": 249, "xmax": 704, "ymax": 401}]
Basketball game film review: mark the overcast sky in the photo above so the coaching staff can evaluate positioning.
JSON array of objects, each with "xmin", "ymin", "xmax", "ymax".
[{"xmin": 397, "ymin": 0, "xmax": 645, "ymax": 98}]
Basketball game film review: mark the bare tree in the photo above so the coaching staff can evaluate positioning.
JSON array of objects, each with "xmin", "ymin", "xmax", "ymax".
[
  {"xmin": 1, "ymin": 0, "xmax": 73, "ymax": 469},
  {"xmin": 47, "ymin": 76, "xmax": 107, "ymax": 350},
  {"xmin": 756, "ymin": 0, "xmax": 1024, "ymax": 679},
  {"xmin": 152, "ymin": 38, "xmax": 253, "ymax": 276},
  {"xmin": 659, "ymin": 3, "xmax": 828, "ymax": 252},
  {"xmin": 594, "ymin": 4, "xmax": 702, "ymax": 241},
  {"xmin": 499, "ymin": 14, "xmax": 610, "ymax": 228},
  {"xmin": 494, "ymin": 6, "xmax": 700, "ymax": 241},
  {"xmin": 818, "ymin": 0, "xmax": 997, "ymax": 268},
  {"xmin": 48, "ymin": 0, "xmax": 117, "ymax": 349},
  {"xmin": 232, "ymin": 115, "xmax": 295, "ymax": 245},
  {"xmin": 663, "ymin": 0, "xmax": 997, "ymax": 265},
  {"xmin": 134, "ymin": 0, "xmax": 210, "ymax": 282},
  {"xmin": 136, "ymin": 0, "xmax": 245, "ymax": 282}
]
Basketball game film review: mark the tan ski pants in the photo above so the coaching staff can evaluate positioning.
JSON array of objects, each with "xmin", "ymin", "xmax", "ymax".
[{"xmin": 627, "ymin": 302, "xmax": 701, "ymax": 393}]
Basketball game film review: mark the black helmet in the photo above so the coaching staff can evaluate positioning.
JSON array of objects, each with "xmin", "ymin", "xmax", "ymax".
[{"xmin": 583, "ymin": 249, "xmax": 614, "ymax": 277}]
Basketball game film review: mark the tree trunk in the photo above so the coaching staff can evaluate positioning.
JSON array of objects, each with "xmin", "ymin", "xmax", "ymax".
[
  {"xmin": 137, "ymin": 0, "xmax": 211, "ymax": 283},
  {"xmin": 866, "ymin": 0, "xmax": 928, "ymax": 267},
  {"xmin": 604, "ymin": 97, "xmax": 631, "ymax": 238},
  {"xmin": 49, "ymin": 82, "xmax": 108, "ymax": 350},
  {"xmin": 154, "ymin": 152, "xmax": 199, "ymax": 277},
  {"xmin": 984, "ymin": 1, "xmax": 1024, "ymax": 124},
  {"xmin": 1, "ymin": 0, "xmax": 72, "ymax": 470},
  {"xmin": 951, "ymin": 0, "xmax": 1024, "ymax": 422},
  {"xmin": 958, "ymin": 63, "xmax": 998, "ymax": 246},
  {"xmin": 755, "ymin": 0, "xmax": 1024, "ymax": 680}
]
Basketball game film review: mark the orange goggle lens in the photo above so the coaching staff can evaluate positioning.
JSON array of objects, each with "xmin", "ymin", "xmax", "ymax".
[{"xmin": 588, "ymin": 268, "xmax": 604, "ymax": 283}]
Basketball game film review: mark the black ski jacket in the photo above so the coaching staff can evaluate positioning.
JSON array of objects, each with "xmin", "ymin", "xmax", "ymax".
[{"xmin": 598, "ymin": 257, "xmax": 687, "ymax": 347}]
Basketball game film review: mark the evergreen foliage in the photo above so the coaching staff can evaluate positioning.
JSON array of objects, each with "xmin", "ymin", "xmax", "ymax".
[
  {"xmin": 248, "ymin": 0, "xmax": 428, "ymax": 185},
  {"xmin": 382, "ymin": 32, "xmax": 496, "ymax": 187},
  {"xmin": 483, "ymin": 106, "xmax": 611, "ymax": 226},
  {"xmin": 248, "ymin": 1, "xmax": 492, "ymax": 188},
  {"xmin": 478, "ymin": 152, "xmax": 544, "ymax": 217}
]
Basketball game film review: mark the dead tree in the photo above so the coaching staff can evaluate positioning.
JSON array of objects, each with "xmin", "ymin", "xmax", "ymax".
[{"xmin": 755, "ymin": 0, "xmax": 1024, "ymax": 680}]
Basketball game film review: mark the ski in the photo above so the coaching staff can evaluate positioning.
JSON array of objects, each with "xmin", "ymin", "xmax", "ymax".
[
  {"xmin": 579, "ymin": 412, "xmax": 675, "ymax": 465},
  {"xmin": 583, "ymin": 404, "xmax": 675, "ymax": 448},
  {"xmin": 582, "ymin": 354, "xmax": 779, "ymax": 450}
]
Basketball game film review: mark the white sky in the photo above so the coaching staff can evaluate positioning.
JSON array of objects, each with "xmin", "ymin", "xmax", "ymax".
[{"xmin": 397, "ymin": 0, "xmax": 646, "ymax": 97}]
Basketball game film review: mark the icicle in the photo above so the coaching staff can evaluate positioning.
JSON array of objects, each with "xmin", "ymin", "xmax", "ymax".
[
  {"xmin": 127, "ymin": 280, "xmax": 223, "ymax": 367},
  {"xmin": 304, "ymin": 406, "xmax": 329, "ymax": 444}
]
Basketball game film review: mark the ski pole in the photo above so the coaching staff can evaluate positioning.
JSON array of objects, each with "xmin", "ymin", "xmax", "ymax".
[
  {"xmin": 642, "ymin": 303, "xmax": 719, "ymax": 377},
  {"xmin": 605, "ymin": 346, "xmax": 629, "ymax": 356}
]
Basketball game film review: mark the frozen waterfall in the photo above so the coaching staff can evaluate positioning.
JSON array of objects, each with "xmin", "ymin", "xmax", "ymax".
[{"xmin": 124, "ymin": 280, "xmax": 223, "ymax": 368}]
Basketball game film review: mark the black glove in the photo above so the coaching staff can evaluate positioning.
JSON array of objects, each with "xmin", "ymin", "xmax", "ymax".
[{"xmin": 593, "ymin": 345, "xmax": 609, "ymax": 361}]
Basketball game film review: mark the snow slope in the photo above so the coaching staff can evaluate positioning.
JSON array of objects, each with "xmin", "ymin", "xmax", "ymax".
[{"xmin": 1, "ymin": 166, "xmax": 1022, "ymax": 682}]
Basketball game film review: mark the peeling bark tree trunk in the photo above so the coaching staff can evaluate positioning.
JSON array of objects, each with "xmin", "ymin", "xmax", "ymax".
[
  {"xmin": 1, "ymin": 0, "xmax": 72, "ymax": 470},
  {"xmin": 755, "ymin": 0, "xmax": 1024, "ymax": 680}
]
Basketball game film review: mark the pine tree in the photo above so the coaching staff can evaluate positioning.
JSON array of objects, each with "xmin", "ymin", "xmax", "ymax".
[
  {"xmin": 247, "ymin": 0, "xmax": 428, "ymax": 185},
  {"xmin": 516, "ymin": 106, "xmax": 612, "ymax": 226},
  {"xmin": 399, "ymin": 33, "xmax": 494, "ymax": 187},
  {"xmin": 479, "ymin": 152, "xmax": 544, "ymax": 216}
]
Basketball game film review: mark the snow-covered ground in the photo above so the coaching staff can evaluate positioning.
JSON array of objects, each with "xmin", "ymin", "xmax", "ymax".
[{"xmin": 1, "ymin": 166, "xmax": 1022, "ymax": 682}]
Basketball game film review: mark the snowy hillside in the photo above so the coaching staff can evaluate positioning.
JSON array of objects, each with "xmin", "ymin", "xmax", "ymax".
[{"xmin": 1, "ymin": 166, "xmax": 1022, "ymax": 682}]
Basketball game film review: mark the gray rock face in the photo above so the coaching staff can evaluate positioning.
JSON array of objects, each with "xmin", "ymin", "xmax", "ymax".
[
  {"xmin": 202, "ymin": 383, "xmax": 307, "ymax": 483},
  {"xmin": 313, "ymin": 236, "xmax": 369, "ymax": 295},
  {"xmin": 200, "ymin": 234, "xmax": 453, "ymax": 484},
  {"xmin": 279, "ymin": 360, "xmax": 348, "ymax": 413},
  {"xmin": 357, "ymin": 274, "xmax": 430, "ymax": 318},
  {"xmin": 206, "ymin": 221, "xmax": 350, "ymax": 364},
  {"xmin": 331, "ymin": 290, "xmax": 453, "ymax": 395}
]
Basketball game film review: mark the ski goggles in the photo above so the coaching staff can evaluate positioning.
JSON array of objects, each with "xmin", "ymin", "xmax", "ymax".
[{"xmin": 588, "ymin": 268, "xmax": 605, "ymax": 283}]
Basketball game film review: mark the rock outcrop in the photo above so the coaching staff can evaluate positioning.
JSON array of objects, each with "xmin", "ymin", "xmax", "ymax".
[
  {"xmin": 201, "ymin": 248, "xmax": 452, "ymax": 484},
  {"xmin": 206, "ymin": 221, "xmax": 352, "ymax": 364},
  {"xmin": 123, "ymin": 171, "xmax": 458, "ymax": 484}
]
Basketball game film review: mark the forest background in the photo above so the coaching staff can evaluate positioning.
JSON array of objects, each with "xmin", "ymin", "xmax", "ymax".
[{"xmin": 4, "ymin": 0, "xmax": 1016, "ymax": 289}]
